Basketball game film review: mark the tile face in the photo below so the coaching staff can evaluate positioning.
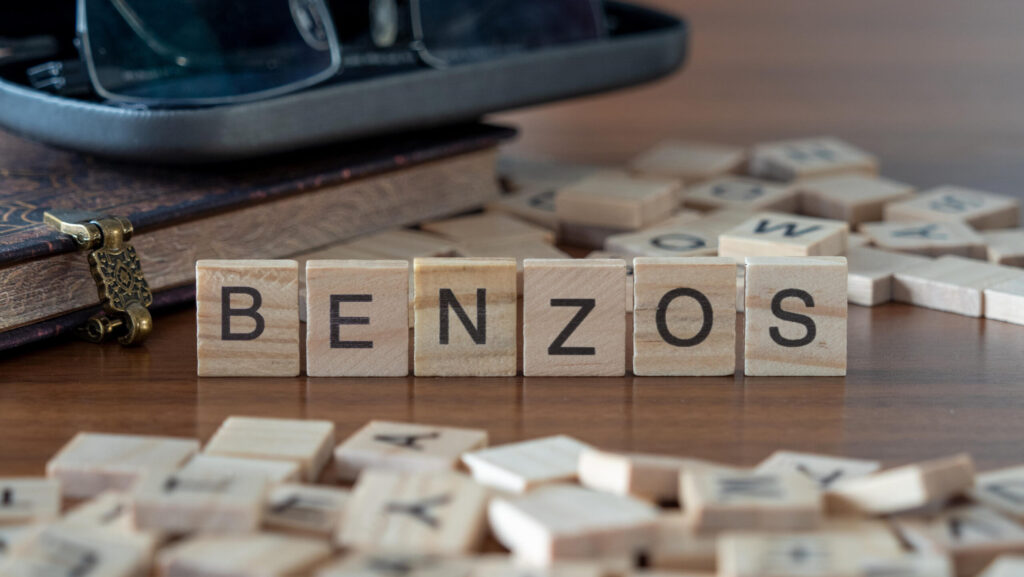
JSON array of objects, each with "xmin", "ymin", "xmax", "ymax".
[
  {"xmin": 422, "ymin": 213, "xmax": 554, "ymax": 245},
  {"xmin": 158, "ymin": 532, "xmax": 331, "ymax": 577},
  {"xmin": 487, "ymin": 185, "xmax": 560, "ymax": 231},
  {"xmin": 334, "ymin": 420, "xmax": 488, "ymax": 482},
  {"xmin": 897, "ymin": 506, "xmax": 1024, "ymax": 577},
  {"xmin": 683, "ymin": 176, "xmax": 798, "ymax": 213},
  {"xmin": 983, "ymin": 229, "xmax": 1024, "ymax": 267},
  {"xmin": 462, "ymin": 435, "xmax": 591, "ymax": 494},
  {"xmin": 884, "ymin": 186, "xmax": 1020, "ymax": 230},
  {"xmin": 306, "ymin": 260, "xmax": 410, "ymax": 377},
  {"xmin": 632, "ymin": 257, "xmax": 736, "ymax": 376},
  {"xmin": 743, "ymin": 257, "xmax": 848, "ymax": 377},
  {"xmin": 985, "ymin": 278, "xmax": 1024, "ymax": 325},
  {"xmin": 577, "ymin": 448, "xmax": 733, "ymax": 504},
  {"xmin": 749, "ymin": 137, "xmax": 878, "ymax": 182},
  {"xmin": 861, "ymin": 220, "xmax": 987, "ymax": 258},
  {"xmin": 605, "ymin": 227, "xmax": 719, "ymax": 259},
  {"xmin": 0, "ymin": 524, "xmax": 148, "ymax": 577},
  {"xmin": 797, "ymin": 173, "xmax": 916, "ymax": 226},
  {"xmin": 555, "ymin": 172, "xmax": 680, "ymax": 230},
  {"xmin": 828, "ymin": 453, "xmax": 975, "ymax": 516},
  {"xmin": 971, "ymin": 466, "xmax": 1024, "ymax": 521},
  {"xmin": 628, "ymin": 140, "xmax": 745, "ymax": 183},
  {"xmin": 755, "ymin": 450, "xmax": 881, "ymax": 490},
  {"xmin": 196, "ymin": 259, "xmax": 300, "ymax": 377},
  {"xmin": 680, "ymin": 470, "xmax": 823, "ymax": 532},
  {"xmin": 336, "ymin": 470, "xmax": 488, "ymax": 555},
  {"xmin": 203, "ymin": 417, "xmax": 335, "ymax": 482},
  {"xmin": 845, "ymin": 246, "xmax": 932, "ymax": 307},
  {"xmin": 58, "ymin": 491, "xmax": 162, "ymax": 555},
  {"xmin": 522, "ymin": 259, "xmax": 626, "ymax": 377},
  {"xmin": 132, "ymin": 468, "xmax": 268, "ymax": 535},
  {"xmin": 263, "ymin": 483, "xmax": 349, "ymax": 535},
  {"xmin": 718, "ymin": 213, "xmax": 848, "ymax": 260},
  {"xmin": 489, "ymin": 484, "xmax": 660, "ymax": 567},
  {"xmin": 316, "ymin": 552, "xmax": 477, "ymax": 577},
  {"xmin": 182, "ymin": 454, "xmax": 300, "ymax": 483},
  {"xmin": 413, "ymin": 258, "xmax": 518, "ymax": 377},
  {"xmin": 585, "ymin": 251, "xmax": 635, "ymax": 312},
  {"xmin": 46, "ymin": 432, "xmax": 199, "ymax": 499},
  {"xmin": 0, "ymin": 478, "xmax": 60, "ymax": 526},
  {"xmin": 892, "ymin": 256, "xmax": 1023, "ymax": 317}
]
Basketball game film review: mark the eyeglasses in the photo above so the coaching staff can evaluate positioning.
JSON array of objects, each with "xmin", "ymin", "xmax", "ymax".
[{"xmin": 25, "ymin": 0, "xmax": 607, "ymax": 108}]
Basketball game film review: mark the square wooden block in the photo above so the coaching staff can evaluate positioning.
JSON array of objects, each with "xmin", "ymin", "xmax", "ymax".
[
  {"xmin": 577, "ymin": 447, "xmax": 734, "ymax": 504},
  {"xmin": 306, "ymin": 260, "xmax": 409, "ymax": 377},
  {"xmin": 828, "ymin": 453, "xmax": 975, "ymax": 516},
  {"xmin": 196, "ymin": 260, "xmax": 299, "ymax": 377},
  {"xmin": 680, "ymin": 469, "xmax": 823, "ymax": 532},
  {"xmin": 797, "ymin": 173, "xmax": 915, "ymax": 225},
  {"xmin": 893, "ymin": 256, "xmax": 1023, "ymax": 317},
  {"xmin": 586, "ymin": 251, "xmax": 635, "ymax": 312},
  {"xmin": 131, "ymin": 467, "xmax": 268, "ymax": 535},
  {"xmin": 632, "ymin": 257, "xmax": 736, "ymax": 376},
  {"xmin": 59, "ymin": 491, "xmax": 163, "ymax": 555},
  {"xmin": 158, "ymin": 533, "xmax": 331, "ymax": 577},
  {"xmin": 0, "ymin": 524, "xmax": 148, "ymax": 577},
  {"xmin": 986, "ymin": 278, "xmax": 1024, "ymax": 326},
  {"xmin": 334, "ymin": 420, "xmax": 488, "ymax": 482},
  {"xmin": 461, "ymin": 435, "xmax": 591, "ymax": 494},
  {"xmin": 971, "ymin": 465, "xmax": 1024, "ymax": 521},
  {"xmin": 413, "ymin": 258, "xmax": 518, "ymax": 377},
  {"xmin": 522, "ymin": 259, "xmax": 626, "ymax": 377},
  {"xmin": 749, "ymin": 136, "xmax": 878, "ymax": 182},
  {"xmin": 983, "ymin": 229, "xmax": 1024, "ymax": 267},
  {"xmin": 0, "ymin": 479, "xmax": 60, "ymax": 526},
  {"xmin": 744, "ymin": 257, "xmax": 848, "ymax": 377},
  {"xmin": 643, "ymin": 514, "xmax": 718, "ymax": 572},
  {"xmin": 895, "ymin": 505, "xmax": 1024, "ymax": 577},
  {"xmin": 683, "ymin": 176, "xmax": 799, "ymax": 213},
  {"xmin": 264, "ymin": 483, "xmax": 349, "ymax": 535},
  {"xmin": 846, "ymin": 246, "xmax": 932, "ymax": 307},
  {"xmin": 555, "ymin": 171, "xmax": 680, "ymax": 230},
  {"xmin": 605, "ymin": 226, "xmax": 719, "ymax": 259},
  {"xmin": 316, "ymin": 552, "xmax": 477, "ymax": 577},
  {"xmin": 183, "ymin": 454, "xmax": 300, "ymax": 483},
  {"xmin": 628, "ymin": 140, "xmax": 745, "ymax": 183},
  {"xmin": 422, "ymin": 212, "xmax": 554, "ymax": 245},
  {"xmin": 861, "ymin": 220, "xmax": 987, "ymax": 258},
  {"xmin": 884, "ymin": 185, "xmax": 1020, "ymax": 230},
  {"xmin": 46, "ymin": 432, "xmax": 199, "ymax": 499},
  {"xmin": 486, "ymin": 185, "xmax": 560, "ymax": 231},
  {"xmin": 203, "ymin": 416, "xmax": 335, "ymax": 482},
  {"xmin": 755, "ymin": 450, "xmax": 881, "ymax": 490},
  {"xmin": 336, "ymin": 470, "xmax": 488, "ymax": 555},
  {"xmin": 718, "ymin": 212, "xmax": 848, "ymax": 261}
]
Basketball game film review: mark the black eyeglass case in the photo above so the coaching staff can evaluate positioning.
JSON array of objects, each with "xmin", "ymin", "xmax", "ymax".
[{"xmin": 0, "ymin": 2, "xmax": 687, "ymax": 163}]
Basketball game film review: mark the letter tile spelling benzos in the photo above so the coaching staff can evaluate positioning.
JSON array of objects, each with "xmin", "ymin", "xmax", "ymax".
[
  {"xmin": 306, "ymin": 260, "xmax": 409, "ymax": 377},
  {"xmin": 985, "ymin": 278, "xmax": 1024, "ymax": 327},
  {"xmin": 158, "ymin": 532, "xmax": 331, "ymax": 577},
  {"xmin": 522, "ymin": 259, "xmax": 626, "ymax": 377},
  {"xmin": 884, "ymin": 185, "xmax": 1020, "ymax": 230},
  {"xmin": 46, "ymin": 432, "xmax": 199, "ymax": 499},
  {"xmin": 0, "ymin": 478, "xmax": 60, "ymax": 526},
  {"xmin": 680, "ymin": 469, "xmax": 823, "ymax": 532},
  {"xmin": 336, "ymin": 470, "xmax": 488, "ymax": 555},
  {"xmin": 718, "ymin": 213, "xmax": 848, "ymax": 260},
  {"xmin": 462, "ymin": 435, "xmax": 591, "ymax": 494},
  {"xmin": 488, "ymin": 484, "xmax": 660, "ymax": 567},
  {"xmin": 860, "ymin": 220, "xmax": 987, "ymax": 258},
  {"xmin": 413, "ymin": 257, "xmax": 518, "ymax": 377},
  {"xmin": 585, "ymin": 251, "xmax": 635, "ymax": 313},
  {"xmin": 628, "ymin": 140, "xmax": 745, "ymax": 183},
  {"xmin": 797, "ymin": 173, "xmax": 916, "ymax": 226},
  {"xmin": 196, "ymin": 259, "xmax": 300, "ymax": 377},
  {"xmin": 894, "ymin": 506, "xmax": 1024, "ymax": 577},
  {"xmin": 131, "ymin": 467, "xmax": 268, "ymax": 534},
  {"xmin": 743, "ymin": 257, "xmax": 848, "ymax": 377},
  {"xmin": 632, "ymin": 257, "xmax": 736, "ymax": 377},
  {"xmin": 0, "ymin": 524, "xmax": 149, "ymax": 577},
  {"xmin": 755, "ymin": 451, "xmax": 881, "ymax": 491},
  {"xmin": 748, "ymin": 136, "xmax": 878, "ymax": 182},
  {"xmin": 845, "ymin": 246, "xmax": 933, "ymax": 307},
  {"xmin": 333, "ymin": 420, "xmax": 488, "ymax": 482},
  {"xmin": 892, "ymin": 256, "xmax": 1023, "ymax": 317},
  {"xmin": 263, "ymin": 483, "xmax": 349, "ymax": 536},
  {"xmin": 682, "ymin": 176, "xmax": 799, "ymax": 213},
  {"xmin": 827, "ymin": 453, "xmax": 975, "ymax": 516},
  {"xmin": 971, "ymin": 465, "xmax": 1024, "ymax": 522},
  {"xmin": 204, "ymin": 416, "xmax": 334, "ymax": 482},
  {"xmin": 577, "ymin": 447, "xmax": 736, "ymax": 504}
]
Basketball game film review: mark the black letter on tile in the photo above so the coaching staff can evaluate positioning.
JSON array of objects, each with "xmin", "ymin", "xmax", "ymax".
[
  {"xmin": 549, "ymin": 298, "xmax": 596, "ymax": 356},
  {"xmin": 754, "ymin": 219, "xmax": 822, "ymax": 238},
  {"xmin": 439, "ymin": 289, "xmax": 486, "ymax": 345},
  {"xmin": 331, "ymin": 294, "xmax": 373, "ymax": 349},
  {"xmin": 656, "ymin": 288, "xmax": 713, "ymax": 347},
  {"xmin": 769, "ymin": 289, "xmax": 816, "ymax": 347},
  {"xmin": 221, "ymin": 287, "xmax": 264, "ymax": 341}
]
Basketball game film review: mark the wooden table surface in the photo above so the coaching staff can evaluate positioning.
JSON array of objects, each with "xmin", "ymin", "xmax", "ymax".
[{"xmin": 4, "ymin": 0, "xmax": 1024, "ymax": 475}]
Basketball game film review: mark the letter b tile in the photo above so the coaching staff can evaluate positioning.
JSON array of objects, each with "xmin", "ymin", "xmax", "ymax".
[{"xmin": 744, "ymin": 257, "xmax": 847, "ymax": 377}]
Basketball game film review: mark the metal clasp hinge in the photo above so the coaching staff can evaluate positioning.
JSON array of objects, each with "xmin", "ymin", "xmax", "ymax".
[{"xmin": 43, "ymin": 210, "xmax": 154, "ymax": 346}]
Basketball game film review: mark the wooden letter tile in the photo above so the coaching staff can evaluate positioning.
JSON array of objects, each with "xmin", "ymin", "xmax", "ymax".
[
  {"xmin": 334, "ymin": 420, "xmax": 488, "ymax": 482},
  {"xmin": 264, "ymin": 483, "xmax": 349, "ymax": 536},
  {"xmin": 0, "ymin": 478, "xmax": 60, "ymax": 526},
  {"xmin": 628, "ymin": 140, "xmax": 745, "ymax": 183},
  {"xmin": 336, "ymin": 470, "xmax": 488, "ymax": 554},
  {"xmin": 718, "ymin": 213, "xmax": 848, "ymax": 260},
  {"xmin": 797, "ymin": 173, "xmax": 916, "ymax": 226},
  {"xmin": 413, "ymin": 257, "xmax": 518, "ymax": 377},
  {"xmin": 828, "ymin": 453, "xmax": 975, "ymax": 516},
  {"xmin": 522, "ymin": 259, "xmax": 626, "ymax": 377},
  {"xmin": 586, "ymin": 251, "xmax": 635, "ymax": 312},
  {"xmin": 642, "ymin": 514, "xmax": 719, "ymax": 573},
  {"xmin": 182, "ymin": 454, "xmax": 300, "ymax": 483},
  {"xmin": 985, "ymin": 278, "xmax": 1024, "ymax": 326},
  {"xmin": 487, "ymin": 185, "xmax": 561, "ymax": 231},
  {"xmin": 983, "ymin": 229, "xmax": 1024, "ymax": 266},
  {"xmin": 0, "ymin": 524, "xmax": 148, "ymax": 577},
  {"xmin": 605, "ymin": 227, "xmax": 719, "ymax": 260},
  {"xmin": 682, "ymin": 176, "xmax": 799, "ymax": 213},
  {"xmin": 203, "ymin": 416, "xmax": 335, "ymax": 482},
  {"xmin": 861, "ymin": 220, "xmax": 987, "ymax": 258},
  {"xmin": 131, "ymin": 467, "xmax": 268, "ymax": 534},
  {"xmin": 744, "ymin": 257, "xmax": 848, "ymax": 377},
  {"xmin": 316, "ymin": 552, "xmax": 477, "ymax": 577},
  {"xmin": 884, "ymin": 186, "xmax": 1020, "ymax": 230},
  {"xmin": 892, "ymin": 256, "xmax": 1023, "ymax": 317},
  {"xmin": 158, "ymin": 532, "xmax": 331, "ymax": 577},
  {"xmin": 895, "ymin": 506, "xmax": 1024, "ymax": 577},
  {"xmin": 471, "ymin": 555, "xmax": 607, "ymax": 577},
  {"xmin": 46, "ymin": 432, "xmax": 199, "ymax": 499},
  {"xmin": 971, "ymin": 465, "xmax": 1024, "ymax": 521},
  {"xmin": 680, "ymin": 470, "xmax": 823, "ymax": 532},
  {"xmin": 577, "ymin": 448, "xmax": 733, "ymax": 504},
  {"xmin": 456, "ymin": 239, "xmax": 570, "ymax": 293},
  {"xmin": 632, "ymin": 257, "xmax": 736, "ymax": 376},
  {"xmin": 306, "ymin": 260, "xmax": 409, "ymax": 377},
  {"xmin": 755, "ymin": 450, "xmax": 881, "ymax": 490},
  {"xmin": 196, "ymin": 259, "xmax": 300, "ymax": 377},
  {"xmin": 462, "ymin": 435, "xmax": 591, "ymax": 494},
  {"xmin": 749, "ymin": 136, "xmax": 878, "ymax": 182},
  {"xmin": 555, "ymin": 172, "xmax": 680, "ymax": 230},
  {"xmin": 58, "ymin": 491, "xmax": 163, "ymax": 556},
  {"xmin": 422, "ymin": 212, "xmax": 555, "ymax": 245},
  {"xmin": 846, "ymin": 246, "xmax": 932, "ymax": 306}
]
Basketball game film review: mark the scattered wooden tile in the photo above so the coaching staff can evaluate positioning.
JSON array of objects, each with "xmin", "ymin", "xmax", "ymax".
[
  {"xmin": 462, "ymin": 435, "xmax": 591, "ymax": 494},
  {"xmin": 895, "ymin": 506, "xmax": 1024, "ymax": 577},
  {"xmin": 306, "ymin": 260, "xmax": 410, "ymax": 377},
  {"xmin": 131, "ymin": 465, "xmax": 268, "ymax": 535},
  {"xmin": 0, "ymin": 524, "xmax": 148, "ymax": 577},
  {"xmin": 984, "ymin": 278, "xmax": 1024, "ymax": 326},
  {"xmin": 555, "ymin": 171, "xmax": 680, "ymax": 230},
  {"xmin": 970, "ymin": 466, "xmax": 1024, "ymax": 522},
  {"xmin": 860, "ymin": 220, "xmax": 987, "ymax": 258},
  {"xmin": 749, "ymin": 137, "xmax": 878, "ymax": 182},
  {"xmin": 471, "ymin": 555, "xmax": 607, "ymax": 577},
  {"xmin": 845, "ymin": 246, "xmax": 933, "ymax": 307},
  {"xmin": 743, "ymin": 257, "xmax": 848, "ymax": 377},
  {"xmin": 498, "ymin": 156, "xmax": 605, "ymax": 191},
  {"xmin": 316, "ymin": 552, "xmax": 477, "ymax": 577},
  {"xmin": 718, "ymin": 212, "xmax": 848, "ymax": 260},
  {"xmin": 158, "ymin": 532, "xmax": 331, "ymax": 577},
  {"xmin": 683, "ymin": 176, "xmax": 798, "ymax": 213},
  {"xmin": 755, "ymin": 450, "xmax": 881, "ymax": 490},
  {"xmin": 489, "ymin": 484, "xmax": 660, "ymax": 567},
  {"xmin": 892, "ymin": 256, "xmax": 1023, "ymax": 317},
  {"xmin": 422, "ymin": 213, "xmax": 555, "ymax": 245},
  {"xmin": 345, "ymin": 228, "xmax": 459, "ymax": 259},
  {"xmin": 204, "ymin": 416, "xmax": 334, "ymax": 482},
  {"xmin": 0, "ymin": 525, "xmax": 41, "ymax": 560},
  {"xmin": 629, "ymin": 140, "xmax": 745, "ymax": 183},
  {"xmin": 487, "ymin": 184, "xmax": 561, "ymax": 231},
  {"xmin": 0, "ymin": 478, "xmax": 60, "ymax": 526},
  {"xmin": 46, "ymin": 432, "xmax": 199, "ymax": 499},
  {"xmin": 263, "ymin": 483, "xmax": 349, "ymax": 536},
  {"xmin": 578, "ymin": 447, "xmax": 733, "ymax": 504},
  {"xmin": 413, "ymin": 257, "xmax": 518, "ymax": 377},
  {"xmin": 522, "ymin": 259, "xmax": 626, "ymax": 377},
  {"xmin": 681, "ymin": 469, "xmax": 823, "ymax": 532},
  {"xmin": 456, "ymin": 239, "xmax": 570, "ymax": 293},
  {"xmin": 586, "ymin": 251, "xmax": 635, "ymax": 312},
  {"xmin": 182, "ymin": 454, "xmax": 300, "ymax": 483},
  {"xmin": 982, "ymin": 229, "xmax": 1024, "ymax": 267},
  {"xmin": 828, "ymin": 453, "xmax": 975, "ymax": 516},
  {"xmin": 641, "ymin": 515, "xmax": 718, "ymax": 573},
  {"xmin": 196, "ymin": 259, "xmax": 300, "ymax": 377},
  {"xmin": 336, "ymin": 470, "xmax": 488, "ymax": 554},
  {"xmin": 58, "ymin": 491, "xmax": 163, "ymax": 555},
  {"xmin": 632, "ymin": 257, "xmax": 736, "ymax": 376},
  {"xmin": 884, "ymin": 186, "xmax": 1020, "ymax": 230},
  {"xmin": 334, "ymin": 420, "xmax": 488, "ymax": 481},
  {"xmin": 797, "ymin": 173, "xmax": 916, "ymax": 226},
  {"xmin": 848, "ymin": 232, "xmax": 870, "ymax": 248},
  {"xmin": 980, "ymin": 555, "xmax": 1024, "ymax": 577},
  {"xmin": 605, "ymin": 227, "xmax": 719, "ymax": 259}
]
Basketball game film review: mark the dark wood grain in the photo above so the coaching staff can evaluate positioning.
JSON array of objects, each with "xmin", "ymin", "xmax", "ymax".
[{"xmin": 4, "ymin": 0, "xmax": 1024, "ymax": 475}]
